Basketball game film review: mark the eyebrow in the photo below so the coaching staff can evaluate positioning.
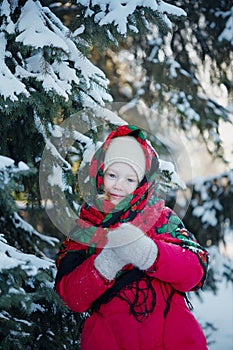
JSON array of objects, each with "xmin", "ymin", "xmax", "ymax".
[
  {"xmin": 106, "ymin": 167, "xmax": 137, "ymax": 178},
  {"xmin": 126, "ymin": 174, "xmax": 137, "ymax": 178},
  {"xmin": 106, "ymin": 169, "xmax": 137, "ymax": 177}
]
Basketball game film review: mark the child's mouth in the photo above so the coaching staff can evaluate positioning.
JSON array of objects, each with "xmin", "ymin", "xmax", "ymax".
[{"xmin": 110, "ymin": 193, "xmax": 124, "ymax": 199}]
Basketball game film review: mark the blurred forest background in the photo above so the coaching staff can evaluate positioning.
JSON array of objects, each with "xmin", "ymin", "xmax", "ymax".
[{"xmin": 0, "ymin": 1, "xmax": 232, "ymax": 349}]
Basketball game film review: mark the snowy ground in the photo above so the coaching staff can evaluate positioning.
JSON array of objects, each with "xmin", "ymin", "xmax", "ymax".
[
  {"xmin": 192, "ymin": 282, "xmax": 233, "ymax": 350},
  {"xmin": 190, "ymin": 229, "xmax": 233, "ymax": 350}
]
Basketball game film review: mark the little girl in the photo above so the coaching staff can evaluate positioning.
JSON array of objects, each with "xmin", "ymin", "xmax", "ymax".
[{"xmin": 55, "ymin": 125, "xmax": 209, "ymax": 350}]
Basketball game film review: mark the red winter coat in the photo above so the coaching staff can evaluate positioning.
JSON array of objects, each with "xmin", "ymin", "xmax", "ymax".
[{"xmin": 55, "ymin": 229, "xmax": 208, "ymax": 350}]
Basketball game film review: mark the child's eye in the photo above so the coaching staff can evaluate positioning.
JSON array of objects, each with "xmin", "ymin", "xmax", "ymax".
[
  {"xmin": 108, "ymin": 172, "xmax": 116, "ymax": 178},
  {"xmin": 127, "ymin": 178, "xmax": 136, "ymax": 183}
]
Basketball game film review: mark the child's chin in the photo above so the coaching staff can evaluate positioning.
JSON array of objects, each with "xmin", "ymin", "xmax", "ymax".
[
  {"xmin": 111, "ymin": 200, "xmax": 120, "ymax": 205},
  {"xmin": 110, "ymin": 197, "xmax": 123, "ymax": 205}
]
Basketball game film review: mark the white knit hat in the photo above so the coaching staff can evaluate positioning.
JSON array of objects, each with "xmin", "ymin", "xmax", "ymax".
[{"xmin": 104, "ymin": 136, "xmax": 146, "ymax": 182}]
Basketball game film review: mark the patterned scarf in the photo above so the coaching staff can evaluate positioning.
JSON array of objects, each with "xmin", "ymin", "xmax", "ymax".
[{"xmin": 66, "ymin": 125, "xmax": 208, "ymax": 290}]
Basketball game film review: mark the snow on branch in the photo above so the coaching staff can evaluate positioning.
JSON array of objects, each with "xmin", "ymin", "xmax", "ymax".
[
  {"xmin": 0, "ymin": 155, "xmax": 30, "ymax": 181},
  {"xmin": 218, "ymin": 6, "xmax": 233, "ymax": 45},
  {"xmin": 0, "ymin": 234, "xmax": 54, "ymax": 275},
  {"xmin": 0, "ymin": 0, "xmax": 111, "ymax": 103},
  {"xmin": 0, "ymin": 33, "xmax": 30, "ymax": 101},
  {"xmin": 77, "ymin": 0, "xmax": 186, "ymax": 35},
  {"xmin": 12, "ymin": 213, "xmax": 59, "ymax": 247},
  {"xmin": 191, "ymin": 170, "xmax": 233, "ymax": 227},
  {"xmin": 159, "ymin": 159, "xmax": 186, "ymax": 190}
]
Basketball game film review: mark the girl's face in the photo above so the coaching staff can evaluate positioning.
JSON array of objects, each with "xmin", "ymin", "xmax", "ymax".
[{"xmin": 104, "ymin": 162, "xmax": 139, "ymax": 205}]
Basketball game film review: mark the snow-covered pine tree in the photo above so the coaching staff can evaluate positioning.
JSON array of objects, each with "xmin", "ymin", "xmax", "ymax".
[
  {"xmin": 186, "ymin": 170, "xmax": 233, "ymax": 287},
  {"xmin": 0, "ymin": 1, "xmax": 188, "ymax": 348},
  {"xmin": 0, "ymin": 0, "xmax": 115, "ymax": 231},
  {"xmin": 86, "ymin": 0, "xmax": 233, "ymax": 159},
  {"xmin": 0, "ymin": 156, "xmax": 72, "ymax": 349}
]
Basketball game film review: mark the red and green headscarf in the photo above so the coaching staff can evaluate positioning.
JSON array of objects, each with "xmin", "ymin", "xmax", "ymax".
[{"xmin": 70, "ymin": 125, "xmax": 160, "ymax": 243}]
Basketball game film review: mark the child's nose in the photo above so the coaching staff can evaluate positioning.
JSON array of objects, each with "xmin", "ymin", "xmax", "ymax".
[{"xmin": 114, "ymin": 178, "xmax": 124, "ymax": 188}]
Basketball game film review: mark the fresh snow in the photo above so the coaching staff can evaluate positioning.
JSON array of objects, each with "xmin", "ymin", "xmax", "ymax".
[
  {"xmin": 0, "ymin": 235, "xmax": 54, "ymax": 276},
  {"xmin": 13, "ymin": 213, "xmax": 59, "ymax": 247},
  {"xmin": 191, "ymin": 170, "xmax": 233, "ymax": 227},
  {"xmin": 16, "ymin": 0, "xmax": 70, "ymax": 51},
  {"xmin": 192, "ymin": 244, "xmax": 233, "ymax": 349},
  {"xmin": 0, "ymin": 33, "xmax": 30, "ymax": 101},
  {"xmin": 218, "ymin": 7, "xmax": 233, "ymax": 45},
  {"xmin": 78, "ymin": 0, "xmax": 186, "ymax": 34},
  {"xmin": 0, "ymin": 155, "xmax": 15, "ymax": 169},
  {"xmin": 192, "ymin": 282, "xmax": 233, "ymax": 349},
  {"xmin": 0, "ymin": 155, "xmax": 30, "ymax": 183},
  {"xmin": 47, "ymin": 164, "xmax": 66, "ymax": 190},
  {"xmin": 0, "ymin": 156, "xmax": 29, "ymax": 172},
  {"xmin": 0, "ymin": 0, "xmax": 111, "ymax": 103},
  {"xmin": 159, "ymin": 159, "xmax": 186, "ymax": 190}
]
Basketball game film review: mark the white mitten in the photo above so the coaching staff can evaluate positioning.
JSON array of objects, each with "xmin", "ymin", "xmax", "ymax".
[
  {"xmin": 107, "ymin": 223, "xmax": 158, "ymax": 270},
  {"xmin": 94, "ymin": 248, "xmax": 126, "ymax": 281}
]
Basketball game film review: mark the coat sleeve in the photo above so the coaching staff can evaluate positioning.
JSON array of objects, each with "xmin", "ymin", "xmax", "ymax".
[
  {"xmin": 55, "ymin": 253, "xmax": 114, "ymax": 313},
  {"xmin": 146, "ymin": 240, "xmax": 205, "ymax": 292}
]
